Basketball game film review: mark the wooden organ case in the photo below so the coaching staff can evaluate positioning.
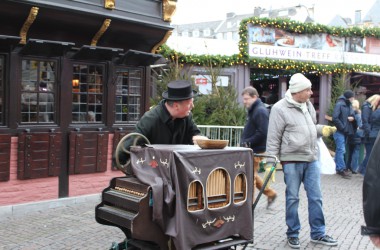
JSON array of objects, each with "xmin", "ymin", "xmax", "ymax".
[{"xmin": 96, "ymin": 145, "xmax": 254, "ymax": 249}]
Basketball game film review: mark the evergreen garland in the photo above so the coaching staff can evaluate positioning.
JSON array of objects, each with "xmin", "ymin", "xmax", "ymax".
[{"xmin": 157, "ymin": 17, "xmax": 380, "ymax": 75}]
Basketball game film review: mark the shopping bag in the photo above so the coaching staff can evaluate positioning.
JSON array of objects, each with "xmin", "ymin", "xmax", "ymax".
[{"xmin": 317, "ymin": 137, "xmax": 336, "ymax": 174}]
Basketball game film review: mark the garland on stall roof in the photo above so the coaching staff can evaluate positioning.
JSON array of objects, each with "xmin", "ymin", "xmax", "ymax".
[{"xmin": 156, "ymin": 17, "xmax": 380, "ymax": 75}]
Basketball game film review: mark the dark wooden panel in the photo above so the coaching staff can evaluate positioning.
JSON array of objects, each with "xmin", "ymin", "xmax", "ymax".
[
  {"xmin": 69, "ymin": 131, "xmax": 109, "ymax": 174},
  {"xmin": 0, "ymin": 134, "xmax": 11, "ymax": 181},
  {"xmin": 17, "ymin": 132, "xmax": 62, "ymax": 180}
]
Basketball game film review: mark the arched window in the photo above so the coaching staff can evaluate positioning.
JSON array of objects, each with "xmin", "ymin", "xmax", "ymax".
[
  {"xmin": 234, "ymin": 173, "xmax": 247, "ymax": 203},
  {"xmin": 206, "ymin": 168, "xmax": 230, "ymax": 209},
  {"xmin": 187, "ymin": 180, "xmax": 204, "ymax": 212}
]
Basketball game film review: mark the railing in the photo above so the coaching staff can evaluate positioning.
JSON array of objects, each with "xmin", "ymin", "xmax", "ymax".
[{"xmin": 197, "ymin": 125, "xmax": 244, "ymax": 147}]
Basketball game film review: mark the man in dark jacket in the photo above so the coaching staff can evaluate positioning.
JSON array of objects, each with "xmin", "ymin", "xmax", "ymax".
[
  {"xmin": 241, "ymin": 86, "xmax": 277, "ymax": 208},
  {"xmin": 362, "ymin": 133, "xmax": 380, "ymax": 248},
  {"xmin": 135, "ymin": 80, "xmax": 206, "ymax": 144},
  {"xmin": 332, "ymin": 90, "xmax": 356, "ymax": 178},
  {"xmin": 115, "ymin": 80, "xmax": 207, "ymax": 169}
]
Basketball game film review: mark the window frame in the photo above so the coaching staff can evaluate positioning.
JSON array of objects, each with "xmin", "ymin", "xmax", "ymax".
[
  {"xmin": 71, "ymin": 62, "xmax": 106, "ymax": 124},
  {"xmin": 19, "ymin": 57, "xmax": 58, "ymax": 125},
  {"xmin": 0, "ymin": 55, "xmax": 4, "ymax": 125},
  {"xmin": 114, "ymin": 66, "xmax": 144, "ymax": 124}
]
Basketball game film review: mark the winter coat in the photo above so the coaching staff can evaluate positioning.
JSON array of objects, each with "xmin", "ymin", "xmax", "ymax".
[
  {"xmin": 135, "ymin": 100, "xmax": 201, "ymax": 144},
  {"xmin": 361, "ymin": 101, "xmax": 374, "ymax": 143},
  {"xmin": 332, "ymin": 95, "xmax": 356, "ymax": 136},
  {"xmin": 362, "ymin": 133, "xmax": 380, "ymax": 235},
  {"xmin": 362, "ymin": 101, "xmax": 372, "ymax": 136},
  {"xmin": 241, "ymin": 98, "xmax": 268, "ymax": 152},
  {"xmin": 266, "ymin": 97, "xmax": 324, "ymax": 162},
  {"xmin": 369, "ymin": 108, "xmax": 380, "ymax": 139},
  {"xmin": 348, "ymin": 110, "xmax": 363, "ymax": 145}
]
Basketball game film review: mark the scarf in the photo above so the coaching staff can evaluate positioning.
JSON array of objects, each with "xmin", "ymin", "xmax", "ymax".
[{"xmin": 285, "ymin": 89, "xmax": 309, "ymax": 114}]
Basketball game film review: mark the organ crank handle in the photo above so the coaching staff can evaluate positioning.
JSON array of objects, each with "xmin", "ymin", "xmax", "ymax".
[{"xmin": 114, "ymin": 132, "xmax": 150, "ymax": 175}]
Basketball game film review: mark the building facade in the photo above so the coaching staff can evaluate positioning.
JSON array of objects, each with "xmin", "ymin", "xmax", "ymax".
[{"xmin": 0, "ymin": 0, "xmax": 176, "ymax": 206}]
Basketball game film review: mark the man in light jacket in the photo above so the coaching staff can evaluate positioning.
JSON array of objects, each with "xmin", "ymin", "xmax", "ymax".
[{"xmin": 266, "ymin": 73, "xmax": 338, "ymax": 249}]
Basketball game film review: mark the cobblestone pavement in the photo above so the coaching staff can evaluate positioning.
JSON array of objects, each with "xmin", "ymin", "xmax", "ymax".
[{"xmin": 0, "ymin": 171, "xmax": 376, "ymax": 250}]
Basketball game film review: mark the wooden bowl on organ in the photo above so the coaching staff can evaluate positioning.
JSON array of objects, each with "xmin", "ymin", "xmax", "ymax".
[{"xmin": 196, "ymin": 139, "xmax": 229, "ymax": 149}]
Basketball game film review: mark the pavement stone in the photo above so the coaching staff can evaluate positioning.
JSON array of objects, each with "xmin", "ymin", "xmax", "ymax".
[{"xmin": 0, "ymin": 171, "xmax": 376, "ymax": 250}]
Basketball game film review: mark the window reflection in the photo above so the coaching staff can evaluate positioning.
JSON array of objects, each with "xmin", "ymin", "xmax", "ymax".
[
  {"xmin": 115, "ymin": 68, "xmax": 142, "ymax": 123},
  {"xmin": 21, "ymin": 60, "xmax": 55, "ymax": 123},
  {"xmin": 72, "ymin": 64, "xmax": 103, "ymax": 123},
  {"xmin": 0, "ymin": 56, "xmax": 3, "ymax": 124}
]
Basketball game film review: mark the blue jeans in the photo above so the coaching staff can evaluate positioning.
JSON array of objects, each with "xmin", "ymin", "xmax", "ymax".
[
  {"xmin": 283, "ymin": 161, "xmax": 325, "ymax": 239},
  {"xmin": 347, "ymin": 143, "xmax": 360, "ymax": 172},
  {"xmin": 359, "ymin": 139, "xmax": 375, "ymax": 175},
  {"xmin": 333, "ymin": 131, "xmax": 346, "ymax": 172}
]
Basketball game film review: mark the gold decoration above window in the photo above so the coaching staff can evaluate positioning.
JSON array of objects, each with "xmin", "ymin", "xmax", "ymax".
[
  {"xmin": 19, "ymin": 7, "xmax": 39, "ymax": 45},
  {"xmin": 163, "ymin": 0, "xmax": 177, "ymax": 22},
  {"xmin": 91, "ymin": 19, "xmax": 112, "ymax": 46},
  {"xmin": 151, "ymin": 30, "xmax": 172, "ymax": 54},
  {"xmin": 104, "ymin": 0, "xmax": 115, "ymax": 10}
]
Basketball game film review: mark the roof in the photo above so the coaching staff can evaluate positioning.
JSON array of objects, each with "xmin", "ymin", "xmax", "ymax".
[
  {"xmin": 217, "ymin": 13, "xmax": 253, "ymax": 33},
  {"xmin": 363, "ymin": 0, "xmax": 380, "ymax": 24},
  {"xmin": 328, "ymin": 15, "xmax": 351, "ymax": 27},
  {"xmin": 172, "ymin": 20, "xmax": 222, "ymax": 32},
  {"xmin": 165, "ymin": 36, "xmax": 238, "ymax": 56}
]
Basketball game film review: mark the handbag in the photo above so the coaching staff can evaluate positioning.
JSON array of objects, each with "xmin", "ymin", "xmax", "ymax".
[{"xmin": 317, "ymin": 137, "xmax": 336, "ymax": 174}]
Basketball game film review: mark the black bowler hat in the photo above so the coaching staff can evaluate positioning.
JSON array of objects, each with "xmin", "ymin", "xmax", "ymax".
[{"xmin": 162, "ymin": 80, "xmax": 197, "ymax": 101}]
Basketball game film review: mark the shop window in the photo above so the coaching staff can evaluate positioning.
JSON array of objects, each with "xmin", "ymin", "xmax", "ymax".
[
  {"xmin": 206, "ymin": 168, "xmax": 230, "ymax": 209},
  {"xmin": 72, "ymin": 64, "xmax": 104, "ymax": 123},
  {"xmin": 0, "ymin": 56, "xmax": 3, "ymax": 124},
  {"xmin": 115, "ymin": 68, "xmax": 142, "ymax": 123},
  {"xmin": 187, "ymin": 180, "xmax": 205, "ymax": 212},
  {"xmin": 20, "ymin": 59, "xmax": 56, "ymax": 124},
  {"xmin": 233, "ymin": 173, "xmax": 247, "ymax": 204}
]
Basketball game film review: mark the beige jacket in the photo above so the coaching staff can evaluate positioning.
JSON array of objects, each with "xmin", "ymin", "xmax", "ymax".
[{"xmin": 266, "ymin": 95, "xmax": 324, "ymax": 162}]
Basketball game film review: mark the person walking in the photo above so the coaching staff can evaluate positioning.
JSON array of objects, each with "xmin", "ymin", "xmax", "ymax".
[
  {"xmin": 266, "ymin": 73, "xmax": 338, "ymax": 249},
  {"xmin": 358, "ymin": 94, "xmax": 380, "ymax": 175},
  {"xmin": 347, "ymin": 99, "xmax": 363, "ymax": 174},
  {"xmin": 241, "ymin": 86, "xmax": 277, "ymax": 208},
  {"xmin": 332, "ymin": 90, "xmax": 356, "ymax": 178}
]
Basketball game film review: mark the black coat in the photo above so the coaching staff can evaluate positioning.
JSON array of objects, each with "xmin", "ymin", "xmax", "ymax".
[
  {"xmin": 332, "ymin": 95, "xmax": 356, "ymax": 136},
  {"xmin": 136, "ymin": 100, "xmax": 201, "ymax": 144},
  {"xmin": 241, "ymin": 99, "xmax": 269, "ymax": 152},
  {"xmin": 362, "ymin": 133, "xmax": 380, "ymax": 235},
  {"xmin": 361, "ymin": 101, "xmax": 373, "ymax": 140},
  {"xmin": 114, "ymin": 100, "xmax": 201, "ymax": 168}
]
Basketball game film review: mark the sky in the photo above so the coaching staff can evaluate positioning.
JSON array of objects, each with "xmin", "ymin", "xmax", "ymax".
[{"xmin": 171, "ymin": 0, "xmax": 377, "ymax": 25}]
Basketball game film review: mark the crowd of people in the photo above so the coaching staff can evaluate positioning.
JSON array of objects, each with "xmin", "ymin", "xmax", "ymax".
[{"xmin": 332, "ymin": 92, "xmax": 380, "ymax": 178}]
